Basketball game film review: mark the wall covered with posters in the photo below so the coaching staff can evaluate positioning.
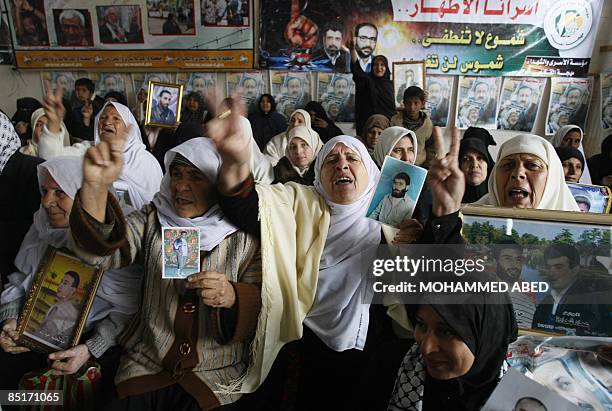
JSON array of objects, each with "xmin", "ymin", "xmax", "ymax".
[
  {"xmin": 260, "ymin": 0, "xmax": 603, "ymax": 77},
  {"xmin": 4, "ymin": 0, "xmax": 254, "ymax": 69}
]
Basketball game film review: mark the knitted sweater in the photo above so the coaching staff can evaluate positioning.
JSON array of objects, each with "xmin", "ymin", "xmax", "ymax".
[{"xmin": 69, "ymin": 193, "xmax": 262, "ymax": 410}]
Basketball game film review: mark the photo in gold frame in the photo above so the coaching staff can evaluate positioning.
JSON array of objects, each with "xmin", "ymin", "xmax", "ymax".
[{"xmin": 145, "ymin": 81, "xmax": 184, "ymax": 128}]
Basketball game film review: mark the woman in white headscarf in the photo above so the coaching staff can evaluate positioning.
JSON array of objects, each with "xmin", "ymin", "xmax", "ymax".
[
  {"xmin": 0, "ymin": 156, "xmax": 140, "ymax": 396},
  {"xmin": 37, "ymin": 99, "xmax": 163, "ymax": 209},
  {"xmin": 68, "ymin": 137, "xmax": 262, "ymax": 410},
  {"xmin": 373, "ymin": 126, "xmax": 418, "ymax": 167},
  {"xmin": 551, "ymin": 125, "xmax": 592, "ymax": 184},
  {"xmin": 272, "ymin": 125, "xmax": 323, "ymax": 185},
  {"xmin": 475, "ymin": 134, "xmax": 580, "ymax": 211},
  {"xmin": 264, "ymin": 109, "xmax": 320, "ymax": 166},
  {"xmin": 20, "ymin": 107, "xmax": 71, "ymax": 158}
]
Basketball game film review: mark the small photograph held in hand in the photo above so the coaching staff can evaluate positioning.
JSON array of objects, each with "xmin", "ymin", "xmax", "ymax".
[{"xmin": 162, "ymin": 227, "xmax": 200, "ymax": 278}]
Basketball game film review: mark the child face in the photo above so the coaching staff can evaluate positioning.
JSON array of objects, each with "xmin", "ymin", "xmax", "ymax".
[{"xmin": 403, "ymin": 96, "xmax": 424, "ymax": 120}]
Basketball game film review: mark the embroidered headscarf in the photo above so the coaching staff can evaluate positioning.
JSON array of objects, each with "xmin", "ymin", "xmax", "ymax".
[{"xmin": 0, "ymin": 111, "xmax": 21, "ymax": 174}]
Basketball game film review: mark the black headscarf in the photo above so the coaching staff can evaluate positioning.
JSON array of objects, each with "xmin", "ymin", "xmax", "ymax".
[
  {"xmin": 407, "ymin": 287, "xmax": 518, "ymax": 410},
  {"xmin": 257, "ymin": 93, "xmax": 277, "ymax": 114},
  {"xmin": 304, "ymin": 101, "xmax": 343, "ymax": 143},
  {"xmin": 370, "ymin": 55, "xmax": 396, "ymax": 116},
  {"xmin": 181, "ymin": 92, "xmax": 212, "ymax": 124},
  {"xmin": 586, "ymin": 131, "xmax": 612, "ymax": 186},
  {"xmin": 460, "ymin": 127, "xmax": 496, "ymax": 203},
  {"xmin": 555, "ymin": 146, "xmax": 585, "ymax": 169}
]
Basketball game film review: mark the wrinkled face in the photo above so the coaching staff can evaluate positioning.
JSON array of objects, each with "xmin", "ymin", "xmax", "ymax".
[
  {"xmin": 187, "ymin": 96, "xmax": 199, "ymax": 112},
  {"xmin": 288, "ymin": 137, "xmax": 314, "ymax": 169},
  {"xmin": 158, "ymin": 92, "xmax": 171, "ymax": 109},
  {"xmin": 414, "ymin": 305, "xmax": 475, "ymax": 380},
  {"xmin": 324, "ymin": 29, "xmax": 342, "ymax": 54},
  {"xmin": 287, "ymin": 78, "xmax": 302, "ymax": 97},
  {"xmin": 497, "ymin": 248, "xmax": 523, "ymax": 281},
  {"xmin": 404, "ymin": 96, "xmax": 424, "ymax": 120},
  {"xmin": 104, "ymin": 76, "xmax": 118, "ymax": 91},
  {"xmin": 33, "ymin": 115, "xmax": 49, "ymax": 142},
  {"xmin": 356, "ymin": 26, "xmax": 377, "ymax": 58},
  {"xmin": 41, "ymin": 173, "xmax": 74, "ymax": 228},
  {"xmin": 561, "ymin": 157, "xmax": 583, "ymax": 183},
  {"xmin": 392, "ymin": 178, "xmax": 407, "ymax": 196},
  {"xmin": 170, "ymin": 163, "xmax": 215, "ymax": 218},
  {"xmin": 566, "ymin": 89, "xmax": 581, "ymax": 110},
  {"xmin": 260, "ymin": 96, "xmax": 272, "ymax": 113},
  {"xmin": 517, "ymin": 87, "xmax": 532, "ymax": 107},
  {"xmin": 496, "ymin": 153, "xmax": 548, "ymax": 208},
  {"xmin": 320, "ymin": 143, "xmax": 368, "ymax": 204},
  {"xmin": 560, "ymin": 130, "xmax": 581, "ymax": 149},
  {"xmin": 474, "ymin": 83, "xmax": 489, "ymax": 103},
  {"xmin": 543, "ymin": 256, "xmax": 576, "ymax": 291},
  {"xmin": 75, "ymin": 85, "xmax": 92, "ymax": 102},
  {"xmin": 243, "ymin": 78, "xmax": 258, "ymax": 98},
  {"xmin": 390, "ymin": 136, "xmax": 416, "ymax": 164},
  {"xmin": 61, "ymin": 16, "xmax": 85, "ymax": 45},
  {"xmin": 334, "ymin": 79, "xmax": 349, "ymax": 98},
  {"xmin": 427, "ymin": 83, "xmax": 442, "ymax": 105},
  {"xmin": 289, "ymin": 112, "xmax": 305, "ymax": 129},
  {"xmin": 372, "ymin": 58, "xmax": 386, "ymax": 78},
  {"xmin": 56, "ymin": 275, "xmax": 77, "ymax": 299},
  {"xmin": 460, "ymin": 149, "xmax": 488, "ymax": 186},
  {"xmin": 98, "ymin": 105, "xmax": 127, "ymax": 144},
  {"xmin": 366, "ymin": 126, "xmax": 382, "ymax": 149}
]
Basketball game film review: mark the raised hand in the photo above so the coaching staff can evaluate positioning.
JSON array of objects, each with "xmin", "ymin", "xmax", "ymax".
[
  {"xmin": 206, "ymin": 96, "xmax": 250, "ymax": 166},
  {"xmin": 83, "ymin": 140, "xmax": 124, "ymax": 189},
  {"xmin": 0, "ymin": 319, "xmax": 30, "ymax": 354},
  {"xmin": 427, "ymin": 126, "xmax": 465, "ymax": 217},
  {"xmin": 42, "ymin": 80, "xmax": 65, "ymax": 135},
  {"xmin": 284, "ymin": 0, "xmax": 318, "ymax": 49},
  {"xmin": 186, "ymin": 271, "xmax": 236, "ymax": 308}
]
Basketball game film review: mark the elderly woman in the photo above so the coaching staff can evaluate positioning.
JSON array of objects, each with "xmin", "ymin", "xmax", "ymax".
[
  {"xmin": 36, "ymin": 92, "xmax": 162, "ymax": 209},
  {"xmin": 363, "ymin": 114, "xmax": 391, "ymax": 155},
  {"xmin": 68, "ymin": 137, "xmax": 262, "ymax": 410},
  {"xmin": 264, "ymin": 109, "xmax": 319, "ymax": 166},
  {"xmin": 475, "ymin": 134, "xmax": 580, "ymax": 211},
  {"xmin": 273, "ymin": 125, "xmax": 323, "ymax": 185},
  {"xmin": 459, "ymin": 127, "xmax": 496, "ymax": 203},
  {"xmin": 0, "ymin": 112, "xmax": 43, "ymax": 284},
  {"xmin": 0, "ymin": 156, "xmax": 140, "ymax": 399},
  {"xmin": 20, "ymin": 107, "xmax": 71, "ymax": 158},
  {"xmin": 551, "ymin": 125, "xmax": 591, "ymax": 184},
  {"xmin": 388, "ymin": 293, "xmax": 518, "ymax": 410},
  {"xmin": 205, "ymin": 105, "xmax": 462, "ymax": 410},
  {"xmin": 248, "ymin": 94, "xmax": 287, "ymax": 151},
  {"xmin": 555, "ymin": 146, "xmax": 585, "ymax": 184}
]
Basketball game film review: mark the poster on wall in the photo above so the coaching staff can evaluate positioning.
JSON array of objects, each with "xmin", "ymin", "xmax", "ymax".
[
  {"xmin": 96, "ymin": 73, "xmax": 128, "ymax": 98},
  {"xmin": 40, "ymin": 71, "xmax": 81, "ymax": 105},
  {"xmin": 270, "ymin": 71, "xmax": 312, "ymax": 120},
  {"xmin": 226, "ymin": 72, "xmax": 265, "ymax": 115},
  {"xmin": 424, "ymin": 75, "xmax": 453, "ymax": 127},
  {"xmin": 317, "ymin": 72, "xmax": 355, "ymax": 123},
  {"xmin": 546, "ymin": 77, "xmax": 592, "ymax": 135},
  {"xmin": 0, "ymin": 2, "xmax": 14, "ymax": 64},
  {"xmin": 602, "ymin": 70, "xmax": 612, "ymax": 130},
  {"xmin": 259, "ymin": 0, "xmax": 604, "ymax": 76},
  {"xmin": 7, "ymin": 0, "xmax": 254, "ymax": 69},
  {"xmin": 496, "ymin": 77, "xmax": 547, "ymax": 132},
  {"xmin": 455, "ymin": 76, "xmax": 501, "ymax": 129}
]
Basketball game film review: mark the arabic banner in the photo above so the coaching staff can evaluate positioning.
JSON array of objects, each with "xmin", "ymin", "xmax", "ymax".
[
  {"xmin": 259, "ymin": 0, "xmax": 603, "ymax": 76},
  {"xmin": 545, "ymin": 77, "xmax": 592, "ymax": 135},
  {"xmin": 7, "ymin": 0, "xmax": 254, "ymax": 69}
]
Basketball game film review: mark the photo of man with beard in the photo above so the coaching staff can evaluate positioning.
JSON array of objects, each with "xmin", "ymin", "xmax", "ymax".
[
  {"xmin": 368, "ymin": 172, "xmax": 415, "ymax": 227},
  {"xmin": 314, "ymin": 20, "xmax": 350, "ymax": 72}
]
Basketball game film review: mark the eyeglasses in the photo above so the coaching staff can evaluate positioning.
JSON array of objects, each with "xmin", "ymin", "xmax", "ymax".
[{"xmin": 357, "ymin": 35, "xmax": 377, "ymax": 43}]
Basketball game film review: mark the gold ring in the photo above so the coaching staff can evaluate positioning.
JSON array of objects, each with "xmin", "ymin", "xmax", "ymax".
[{"xmin": 217, "ymin": 109, "xmax": 232, "ymax": 120}]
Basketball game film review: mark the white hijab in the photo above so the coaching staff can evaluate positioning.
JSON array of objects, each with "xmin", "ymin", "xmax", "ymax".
[
  {"xmin": 152, "ymin": 137, "xmax": 238, "ymax": 251},
  {"xmin": 239, "ymin": 115, "xmax": 274, "ymax": 184},
  {"xmin": 373, "ymin": 126, "xmax": 418, "ymax": 167},
  {"xmin": 94, "ymin": 101, "xmax": 163, "ymax": 209},
  {"xmin": 1, "ymin": 156, "xmax": 140, "ymax": 327},
  {"xmin": 550, "ymin": 125, "xmax": 592, "ymax": 184},
  {"xmin": 20, "ymin": 108, "xmax": 71, "ymax": 157},
  {"xmin": 0, "ymin": 111, "xmax": 21, "ymax": 173},
  {"xmin": 265, "ymin": 109, "xmax": 320, "ymax": 166},
  {"xmin": 476, "ymin": 134, "xmax": 580, "ymax": 211},
  {"xmin": 305, "ymin": 135, "xmax": 381, "ymax": 351},
  {"xmin": 284, "ymin": 125, "xmax": 324, "ymax": 175}
]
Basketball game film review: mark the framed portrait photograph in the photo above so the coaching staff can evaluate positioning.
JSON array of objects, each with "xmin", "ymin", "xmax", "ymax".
[
  {"xmin": 455, "ymin": 76, "xmax": 502, "ymax": 129},
  {"xmin": 162, "ymin": 227, "xmax": 200, "ymax": 279},
  {"xmin": 16, "ymin": 247, "xmax": 103, "ymax": 353},
  {"xmin": 424, "ymin": 75, "xmax": 453, "ymax": 127},
  {"xmin": 567, "ymin": 183, "xmax": 612, "ymax": 214},
  {"xmin": 317, "ymin": 72, "xmax": 355, "ymax": 123},
  {"xmin": 269, "ymin": 71, "xmax": 312, "ymax": 120},
  {"xmin": 52, "ymin": 9, "xmax": 94, "ymax": 47},
  {"xmin": 393, "ymin": 61, "xmax": 425, "ymax": 108},
  {"xmin": 546, "ymin": 77, "xmax": 592, "ymax": 135},
  {"xmin": 145, "ymin": 81, "xmax": 183, "ymax": 127},
  {"xmin": 460, "ymin": 205, "xmax": 612, "ymax": 337},
  {"xmin": 496, "ymin": 77, "xmax": 546, "ymax": 132},
  {"xmin": 366, "ymin": 156, "xmax": 427, "ymax": 229}
]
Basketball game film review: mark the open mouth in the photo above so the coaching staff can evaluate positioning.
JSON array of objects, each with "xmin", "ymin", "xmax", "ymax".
[
  {"xmin": 508, "ymin": 188, "xmax": 529, "ymax": 200},
  {"xmin": 335, "ymin": 176, "xmax": 353, "ymax": 185},
  {"xmin": 103, "ymin": 126, "xmax": 115, "ymax": 133}
]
